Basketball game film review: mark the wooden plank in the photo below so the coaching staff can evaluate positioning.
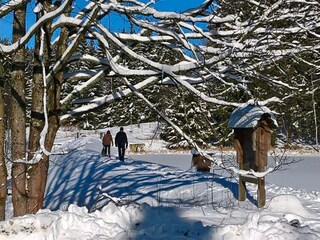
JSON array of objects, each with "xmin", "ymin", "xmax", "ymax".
[
  {"xmin": 240, "ymin": 175, "xmax": 259, "ymax": 184},
  {"xmin": 239, "ymin": 163, "xmax": 246, "ymax": 201},
  {"xmin": 239, "ymin": 180, "xmax": 246, "ymax": 201},
  {"xmin": 235, "ymin": 138, "xmax": 243, "ymax": 164},
  {"xmin": 258, "ymin": 177, "xmax": 266, "ymax": 207}
]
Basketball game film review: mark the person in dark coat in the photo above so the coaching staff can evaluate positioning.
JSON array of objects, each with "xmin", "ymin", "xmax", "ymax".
[{"xmin": 115, "ymin": 127, "xmax": 128, "ymax": 161}]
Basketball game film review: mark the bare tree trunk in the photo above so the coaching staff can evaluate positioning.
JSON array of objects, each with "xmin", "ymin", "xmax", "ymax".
[
  {"xmin": 26, "ymin": 0, "xmax": 52, "ymax": 213},
  {"xmin": 11, "ymin": 4, "xmax": 27, "ymax": 217},
  {"xmin": 0, "ymin": 59, "xmax": 7, "ymax": 220},
  {"xmin": 26, "ymin": 29, "xmax": 45, "ymax": 214},
  {"xmin": 40, "ymin": 24, "xmax": 70, "ymax": 207},
  {"xmin": 26, "ymin": 1, "xmax": 71, "ymax": 213}
]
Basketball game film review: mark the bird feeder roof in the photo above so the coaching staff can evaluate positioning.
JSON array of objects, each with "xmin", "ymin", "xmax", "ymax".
[{"xmin": 228, "ymin": 104, "xmax": 277, "ymax": 129}]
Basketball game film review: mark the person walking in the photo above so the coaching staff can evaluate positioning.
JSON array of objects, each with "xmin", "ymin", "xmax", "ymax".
[
  {"xmin": 115, "ymin": 127, "xmax": 128, "ymax": 161},
  {"xmin": 102, "ymin": 130, "xmax": 113, "ymax": 158}
]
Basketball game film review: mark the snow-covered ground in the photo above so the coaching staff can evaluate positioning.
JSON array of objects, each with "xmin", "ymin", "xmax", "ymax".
[{"xmin": 1, "ymin": 122, "xmax": 320, "ymax": 239}]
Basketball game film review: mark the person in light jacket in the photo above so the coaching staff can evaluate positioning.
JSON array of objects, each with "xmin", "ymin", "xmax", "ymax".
[
  {"xmin": 115, "ymin": 127, "xmax": 128, "ymax": 161},
  {"xmin": 102, "ymin": 130, "xmax": 113, "ymax": 157}
]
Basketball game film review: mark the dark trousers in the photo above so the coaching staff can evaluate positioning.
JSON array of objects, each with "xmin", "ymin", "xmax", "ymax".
[
  {"xmin": 103, "ymin": 145, "xmax": 111, "ymax": 157},
  {"xmin": 118, "ymin": 145, "xmax": 126, "ymax": 161}
]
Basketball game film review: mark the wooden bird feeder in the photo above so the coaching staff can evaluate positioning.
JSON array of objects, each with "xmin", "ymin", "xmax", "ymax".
[
  {"xmin": 228, "ymin": 104, "xmax": 277, "ymax": 207},
  {"xmin": 191, "ymin": 149, "xmax": 212, "ymax": 172}
]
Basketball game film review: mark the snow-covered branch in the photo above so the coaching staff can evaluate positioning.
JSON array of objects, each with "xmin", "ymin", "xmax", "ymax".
[
  {"xmin": 60, "ymin": 76, "xmax": 160, "ymax": 120},
  {"xmin": 3, "ymin": 0, "xmax": 317, "ymax": 137},
  {"xmin": 46, "ymin": 3, "xmax": 101, "ymax": 84},
  {"xmin": 0, "ymin": 0, "xmax": 73, "ymax": 53},
  {"xmin": 0, "ymin": 0, "xmax": 28, "ymax": 17}
]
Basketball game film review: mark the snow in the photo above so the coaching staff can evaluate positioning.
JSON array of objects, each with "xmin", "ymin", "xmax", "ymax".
[
  {"xmin": 228, "ymin": 103, "xmax": 278, "ymax": 128},
  {"xmin": 1, "ymin": 122, "xmax": 320, "ymax": 239}
]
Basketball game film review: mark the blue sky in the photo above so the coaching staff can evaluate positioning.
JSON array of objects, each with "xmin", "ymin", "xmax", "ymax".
[
  {"xmin": 153, "ymin": 0, "xmax": 206, "ymax": 12},
  {"xmin": 0, "ymin": 0, "xmax": 207, "ymax": 44}
]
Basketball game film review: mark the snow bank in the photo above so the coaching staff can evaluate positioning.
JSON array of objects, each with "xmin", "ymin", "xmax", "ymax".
[
  {"xmin": 210, "ymin": 195, "xmax": 320, "ymax": 239},
  {"xmin": 1, "ymin": 195, "xmax": 320, "ymax": 240}
]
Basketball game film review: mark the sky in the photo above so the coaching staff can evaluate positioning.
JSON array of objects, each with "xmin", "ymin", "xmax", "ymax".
[
  {"xmin": 0, "ymin": 0, "xmax": 208, "ymax": 44},
  {"xmin": 153, "ymin": 0, "xmax": 207, "ymax": 12},
  {"xmin": 1, "ymin": 122, "xmax": 320, "ymax": 239}
]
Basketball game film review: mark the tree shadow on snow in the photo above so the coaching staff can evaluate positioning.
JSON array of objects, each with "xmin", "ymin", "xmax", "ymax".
[
  {"xmin": 213, "ymin": 174, "xmax": 257, "ymax": 206},
  {"xmin": 130, "ymin": 204, "xmax": 213, "ymax": 240},
  {"xmin": 44, "ymin": 149, "xmax": 256, "ymax": 213},
  {"xmin": 44, "ymin": 149, "xmax": 109, "ymax": 211}
]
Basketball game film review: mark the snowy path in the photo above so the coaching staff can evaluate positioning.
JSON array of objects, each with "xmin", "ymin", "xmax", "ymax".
[{"xmin": 45, "ymin": 136, "xmax": 320, "ymax": 222}]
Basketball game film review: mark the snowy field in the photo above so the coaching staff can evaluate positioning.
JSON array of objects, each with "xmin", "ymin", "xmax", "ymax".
[{"xmin": 1, "ymin": 122, "xmax": 320, "ymax": 239}]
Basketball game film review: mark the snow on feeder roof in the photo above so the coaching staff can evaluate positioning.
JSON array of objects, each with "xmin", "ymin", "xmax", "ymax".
[{"xmin": 228, "ymin": 104, "xmax": 277, "ymax": 129}]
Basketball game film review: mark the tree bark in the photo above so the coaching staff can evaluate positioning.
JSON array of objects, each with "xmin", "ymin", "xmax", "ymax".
[
  {"xmin": 11, "ymin": 4, "xmax": 27, "ymax": 217},
  {"xmin": 26, "ymin": 1, "xmax": 71, "ymax": 213},
  {"xmin": 26, "ymin": 28, "xmax": 46, "ymax": 214},
  {"xmin": 40, "ymin": 24, "xmax": 70, "ymax": 208},
  {"xmin": 0, "ymin": 59, "xmax": 7, "ymax": 220},
  {"xmin": 26, "ymin": 0, "xmax": 52, "ymax": 214}
]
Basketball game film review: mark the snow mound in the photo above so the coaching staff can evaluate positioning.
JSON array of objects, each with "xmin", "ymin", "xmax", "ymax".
[
  {"xmin": 210, "ymin": 195, "xmax": 320, "ymax": 239},
  {"xmin": 267, "ymin": 195, "xmax": 316, "ymax": 218}
]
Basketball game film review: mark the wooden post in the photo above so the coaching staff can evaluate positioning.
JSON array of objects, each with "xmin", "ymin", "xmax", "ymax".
[
  {"xmin": 235, "ymin": 132, "xmax": 246, "ymax": 201},
  {"xmin": 239, "ymin": 168, "xmax": 246, "ymax": 201},
  {"xmin": 235, "ymin": 134, "xmax": 246, "ymax": 201},
  {"xmin": 257, "ymin": 177, "xmax": 265, "ymax": 207},
  {"xmin": 255, "ymin": 120, "xmax": 269, "ymax": 208}
]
